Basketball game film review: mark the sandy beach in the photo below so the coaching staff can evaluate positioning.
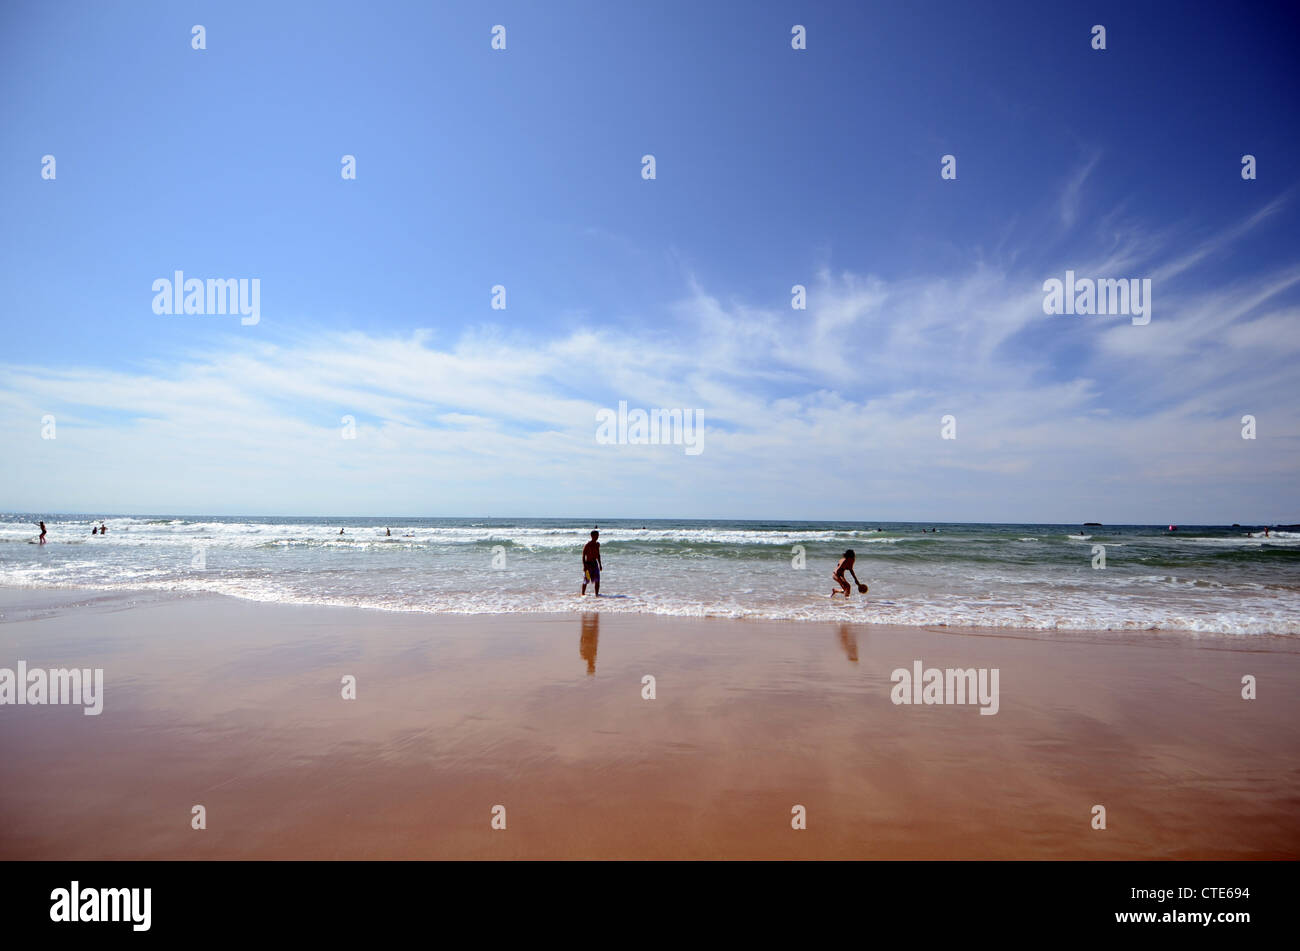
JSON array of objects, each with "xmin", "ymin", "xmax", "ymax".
[{"xmin": 1, "ymin": 587, "xmax": 1297, "ymax": 860}]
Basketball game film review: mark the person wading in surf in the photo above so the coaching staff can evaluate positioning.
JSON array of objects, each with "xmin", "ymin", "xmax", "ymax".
[
  {"xmin": 581, "ymin": 530, "xmax": 602, "ymax": 596},
  {"xmin": 832, "ymin": 549, "xmax": 861, "ymax": 598}
]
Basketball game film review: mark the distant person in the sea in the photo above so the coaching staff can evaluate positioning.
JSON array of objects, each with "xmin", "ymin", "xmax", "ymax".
[
  {"xmin": 1264, "ymin": 527, "xmax": 1270, "ymax": 538},
  {"xmin": 581, "ymin": 530, "xmax": 602, "ymax": 596},
  {"xmin": 339, "ymin": 528, "xmax": 345, "ymax": 535},
  {"xmin": 832, "ymin": 549, "xmax": 862, "ymax": 598},
  {"xmin": 385, "ymin": 527, "xmax": 391, "ymax": 537},
  {"xmin": 36, "ymin": 521, "xmax": 46, "ymax": 545},
  {"xmin": 99, "ymin": 522, "xmax": 107, "ymax": 534}
]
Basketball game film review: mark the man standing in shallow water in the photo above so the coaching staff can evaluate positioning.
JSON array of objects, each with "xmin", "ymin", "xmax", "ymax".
[{"xmin": 581, "ymin": 530, "xmax": 602, "ymax": 596}]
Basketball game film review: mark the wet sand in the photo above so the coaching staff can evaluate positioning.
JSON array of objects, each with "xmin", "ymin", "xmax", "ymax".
[{"xmin": 1, "ymin": 588, "xmax": 1297, "ymax": 859}]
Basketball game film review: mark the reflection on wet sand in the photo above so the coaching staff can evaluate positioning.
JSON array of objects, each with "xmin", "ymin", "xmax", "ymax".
[
  {"xmin": 580, "ymin": 612, "xmax": 599, "ymax": 675},
  {"xmin": 838, "ymin": 623, "xmax": 858, "ymax": 662},
  {"xmin": 3, "ymin": 593, "xmax": 1298, "ymax": 859}
]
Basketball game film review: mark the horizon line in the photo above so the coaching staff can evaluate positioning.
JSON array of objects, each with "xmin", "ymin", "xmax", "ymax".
[{"xmin": 4, "ymin": 511, "xmax": 1293, "ymax": 528}]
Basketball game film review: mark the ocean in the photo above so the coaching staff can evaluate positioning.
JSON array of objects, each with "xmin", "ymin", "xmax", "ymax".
[{"xmin": 2, "ymin": 515, "xmax": 1298, "ymax": 635}]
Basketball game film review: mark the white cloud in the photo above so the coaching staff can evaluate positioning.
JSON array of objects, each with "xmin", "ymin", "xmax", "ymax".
[
  {"xmin": 1060, "ymin": 153, "xmax": 1101, "ymax": 228},
  {"xmin": 3, "ymin": 201, "xmax": 1297, "ymax": 522}
]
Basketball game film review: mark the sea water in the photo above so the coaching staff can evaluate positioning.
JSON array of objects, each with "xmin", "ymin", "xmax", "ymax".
[{"xmin": 1, "ymin": 515, "xmax": 1297, "ymax": 635}]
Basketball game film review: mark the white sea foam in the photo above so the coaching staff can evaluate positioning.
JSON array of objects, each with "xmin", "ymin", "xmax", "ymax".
[{"xmin": 4, "ymin": 517, "xmax": 1296, "ymax": 636}]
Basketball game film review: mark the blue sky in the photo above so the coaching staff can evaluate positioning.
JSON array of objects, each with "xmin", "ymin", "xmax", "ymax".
[{"xmin": 1, "ymin": 0, "xmax": 1298, "ymax": 521}]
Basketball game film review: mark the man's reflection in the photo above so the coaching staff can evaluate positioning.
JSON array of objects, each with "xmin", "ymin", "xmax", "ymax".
[{"xmin": 580, "ymin": 612, "xmax": 600, "ymax": 675}]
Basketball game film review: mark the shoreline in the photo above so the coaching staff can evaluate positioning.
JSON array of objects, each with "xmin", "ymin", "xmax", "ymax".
[
  {"xmin": 2, "ymin": 582, "xmax": 1296, "ymax": 645},
  {"xmin": 2, "ymin": 588, "xmax": 1298, "ymax": 859},
  {"xmin": 6, "ymin": 514, "xmax": 1297, "ymax": 636}
]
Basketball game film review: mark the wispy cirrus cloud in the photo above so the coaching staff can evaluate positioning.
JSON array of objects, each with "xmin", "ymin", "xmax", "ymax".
[
  {"xmin": 1, "ymin": 196, "xmax": 1296, "ymax": 521},
  {"xmin": 1060, "ymin": 153, "xmax": 1101, "ymax": 229}
]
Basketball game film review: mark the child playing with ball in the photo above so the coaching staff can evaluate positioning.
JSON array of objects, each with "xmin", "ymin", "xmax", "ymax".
[{"xmin": 832, "ymin": 549, "xmax": 865, "ymax": 598}]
